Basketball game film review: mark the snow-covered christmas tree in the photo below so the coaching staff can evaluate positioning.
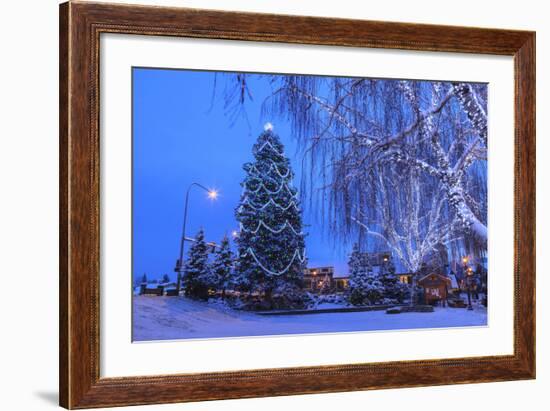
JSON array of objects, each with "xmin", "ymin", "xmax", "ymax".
[
  {"xmin": 211, "ymin": 235, "xmax": 234, "ymax": 299},
  {"xmin": 319, "ymin": 273, "xmax": 333, "ymax": 295},
  {"xmin": 348, "ymin": 243, "xmax": 384, "ymax": 305},
  {"xmin": 235, "ymin": 123, "xmax": 307, "ymax": 306},
  {"xmin": 183, "ymin": 228, "xmax": 213, "ymax": 300}
]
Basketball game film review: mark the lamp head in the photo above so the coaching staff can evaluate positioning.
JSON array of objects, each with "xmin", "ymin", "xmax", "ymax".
[{"xmin": 207, "ymin": 189, "xmax": 218, "ymax": 200}]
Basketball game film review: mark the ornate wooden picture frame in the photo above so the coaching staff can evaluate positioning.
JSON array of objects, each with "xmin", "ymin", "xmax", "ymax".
[{"xmin": 59, "ymin": 1, "xmax": 535, "ymax": 408}]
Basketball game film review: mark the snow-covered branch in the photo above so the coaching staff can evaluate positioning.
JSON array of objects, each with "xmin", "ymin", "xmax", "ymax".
[
  {"xmin": 225, "ymin": 74, "xmax": 489, "ymax": 253},
  {"xmin": 452, "ymin": 83, "xmax": 488, "ymax": 146}
]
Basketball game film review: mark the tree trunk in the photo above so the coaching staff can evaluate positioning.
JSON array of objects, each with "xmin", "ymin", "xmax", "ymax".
[
  {"xmin": 409, "ymin": 273, "xmax": 417, "ymax": 307},
  {"xmin": 264, "ymin": 288, "xmax": 273, "ymax": 309},
  {"xmin": 447, "ymin": 183, "xmax": 488, "ymax": 244}
]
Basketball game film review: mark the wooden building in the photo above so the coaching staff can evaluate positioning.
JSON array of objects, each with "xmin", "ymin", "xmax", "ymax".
[{"xmin": 417, "ymin": 273, "xmax": 451, "ymax": 306}]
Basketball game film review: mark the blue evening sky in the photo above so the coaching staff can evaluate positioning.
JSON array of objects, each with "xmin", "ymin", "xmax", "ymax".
[{"xmin": 132, "ymin": 68, "xmax": 352, "ymax": 282}]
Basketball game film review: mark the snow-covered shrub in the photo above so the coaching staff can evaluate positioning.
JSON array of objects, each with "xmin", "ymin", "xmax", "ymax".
[
  {"xmin": 349, "ymin": 288, "xmax": 366, "ymax": 306},
  {"xmin": 379, "ymin": 272, "xmax": 409, "ymax": 303},
  {"xmin": 381, "ymin": 297, "xmax": 399, "ymax": 306},
  {"xmin": 308, "ymin": 293, "xmax": 347, "ymax": 308},
  {"xmin": 363, "ymin": 280, "xmax": 385, "ymax": 305},
  {"xmin": 271, "ymin": 283, "xmax": 307, "ymax": 309}
]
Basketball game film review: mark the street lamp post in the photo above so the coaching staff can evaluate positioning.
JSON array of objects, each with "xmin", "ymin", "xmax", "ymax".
[
  {"xmin": 174, "ymin": 182, "xmax": 218, "ymax": 295},
  {"xmin": 461, "ymin": 256, "xmax": 473, "ymax": 310},
  {"xmin": 466, "ymin": 267, "xmax": 474, "ymax": 311}
]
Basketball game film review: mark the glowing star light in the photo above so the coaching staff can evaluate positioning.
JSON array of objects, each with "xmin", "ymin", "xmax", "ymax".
[
  {"xmin": 207, "ymin": 189, "xmax": 218, "ymax": 200},
  {"xmin": 264, "ymin": 122, "xmax": 274, "ymax": 131}
]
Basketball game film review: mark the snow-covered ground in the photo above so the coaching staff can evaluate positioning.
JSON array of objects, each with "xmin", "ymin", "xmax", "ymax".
[{"xmin": 133, "ymin": 296, "xmax": 487, "ymax": 342}]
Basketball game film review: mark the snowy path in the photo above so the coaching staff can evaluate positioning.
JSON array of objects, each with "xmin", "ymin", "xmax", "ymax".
[{"xmin": 133, "ymin": 296, "xmax": 487, "ymax": 342}]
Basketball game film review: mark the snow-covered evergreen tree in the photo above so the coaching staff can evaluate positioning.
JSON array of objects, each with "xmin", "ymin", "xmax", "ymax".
[
  {"xmin": 348, "ymin": 243, "xmax": 384, "ymax": 305},
  {"xmin": 235, "ymin": 123, "xmax": 307, "ymax": 307},
  {"xmin": 161, "ymin": 274, "xmax": 170, "ymax": 284},
  {"xmin": 229, "ymin": 266, "xmax": 252, "ymax": 294},
  {"xmin": 211, "ymin": 235, "xmax": 234, "ymax": 299},
  {"xmin": 348, "ymin": 243, "xmax": 368, "ymax": 304},
  {"xmin": 141, "ymin": 273, "xmax": 148, "ymax": 284},
  {"xmin": 378, "ymin": 259, "xmax": 408, "ymax": 303},
  {"xmin": 184, "ymin": 228, "xmax": 213, "ymax": 300}
]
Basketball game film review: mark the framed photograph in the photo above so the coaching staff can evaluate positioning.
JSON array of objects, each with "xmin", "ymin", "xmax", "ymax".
[{"xmin": 59, "ymin": 1, "xmax": 535, "ymax": 408}]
